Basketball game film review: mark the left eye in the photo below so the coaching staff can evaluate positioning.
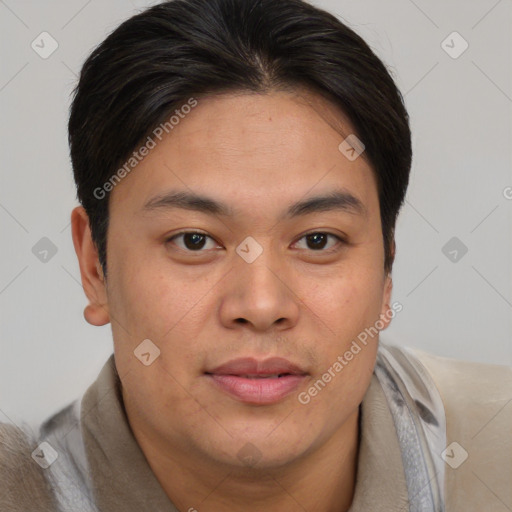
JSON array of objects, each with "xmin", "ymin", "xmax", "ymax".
[
  {"xmin": 167, "ymin": 231, "xmax": 343, "ymax": 252},
  {"xmin": 293, "ymin": 232, "xmax": 343, "ymax": 252}
]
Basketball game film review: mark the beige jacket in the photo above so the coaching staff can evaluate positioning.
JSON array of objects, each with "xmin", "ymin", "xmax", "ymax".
[{"xmin": 1, "ymin": 344, "xmax": 511, "ymax": 511}]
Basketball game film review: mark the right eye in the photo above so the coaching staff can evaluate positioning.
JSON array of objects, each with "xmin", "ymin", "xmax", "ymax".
[{"xmin": 165, "ymin": 231, "xmax": 221, "ymax": 252}]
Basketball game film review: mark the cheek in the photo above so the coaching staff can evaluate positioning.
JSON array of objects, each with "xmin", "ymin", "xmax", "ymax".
[
  {"xmin": 110, "ymin": 270, "xmax": 206, "ymax": 422},
  {"xmin": 108, "ymin": 263, "xmax": 210, "ymax": 382},
  {"xmin": 302, "ymin": 280, "xmax": 380, "ymax": 410},
  {"xmin": 298, "ymin": 270, "xmax": 384, "ymax": 404},
  {"xmin": 108, "ymin": 258, "xmax": 194, "ymax": 336},
  {"xmin": 306, "ymin": 267, "xmax": 384, "ymax": 339},
  {"xmin": 119, "ymin": 359, "xmax": 209, "ymax": 444}
]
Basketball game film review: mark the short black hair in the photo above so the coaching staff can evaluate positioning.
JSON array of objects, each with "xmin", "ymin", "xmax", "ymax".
[{"xmin": 68, "ymin": 0, "xmax": 411, "ymax": 276}]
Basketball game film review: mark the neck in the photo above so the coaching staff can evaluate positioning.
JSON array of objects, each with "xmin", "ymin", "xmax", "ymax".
[{"xmin": 130, "ymin": 408, "xmax": 360, "ymax": 512}]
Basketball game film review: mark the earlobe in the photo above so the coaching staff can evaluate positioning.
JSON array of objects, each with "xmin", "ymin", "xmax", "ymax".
[
  {"xmin": 70, "ymin": 206, "xmax": 110, "ymax": 327},
  {"xmin": 83, "ymin": 303, "xmax": 110, "ymax": 326}
]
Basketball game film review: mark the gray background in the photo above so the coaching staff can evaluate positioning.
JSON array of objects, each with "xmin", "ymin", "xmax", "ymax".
[{"xmin": 1, "ymin": 0, "xmax": 511, "ymax": 426}]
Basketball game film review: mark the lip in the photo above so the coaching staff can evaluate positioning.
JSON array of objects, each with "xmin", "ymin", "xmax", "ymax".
[{"xmin": 206, "ymin": 357, "xmax": 308, "ymax": 405}]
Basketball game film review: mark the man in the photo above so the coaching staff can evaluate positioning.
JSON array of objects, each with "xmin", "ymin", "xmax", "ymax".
[{"xmin": 1, "ymin": 0, "xmax": 510, "ymax": 510}]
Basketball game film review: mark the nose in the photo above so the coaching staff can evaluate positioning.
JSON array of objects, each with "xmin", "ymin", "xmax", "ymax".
[{"xmin": 218, "ymin": 244, "xmax": 300, "ymax": 333}]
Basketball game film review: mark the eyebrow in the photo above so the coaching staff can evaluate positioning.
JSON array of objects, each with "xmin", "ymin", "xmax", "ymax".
[{"xmin": 142, "ymin": 189, "xmax": 367, "ymax": 220}]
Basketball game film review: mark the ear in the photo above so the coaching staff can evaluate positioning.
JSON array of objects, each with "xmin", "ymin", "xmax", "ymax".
[
  {"xmin": 70, "ymin": 206, "xmax": 110, "ymax": 326},
  {"xmin": 378, "ymin": 238, "xmax": 395, "ymax": 330}
]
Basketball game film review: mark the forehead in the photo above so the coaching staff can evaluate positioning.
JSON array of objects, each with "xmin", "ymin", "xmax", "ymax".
[
  {"xmin": 161, "ymin": 89, "xmax": 368, "ymax": 169},
  {"xmin": 109, "ymin": 89, "xmax": 379, "ymax": 221}
]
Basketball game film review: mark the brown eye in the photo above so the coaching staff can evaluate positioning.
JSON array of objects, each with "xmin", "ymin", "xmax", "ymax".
[
  {"xmin": 167, "ymin": 231, "xmax": 219, "ymax": 251},
  {"xmin": 294, "ymin": 232, "xmax": 344, "ymax": 252},
  {"xmin": 305, "ymin": 233, "xmax": 328, "ymax": 250}
]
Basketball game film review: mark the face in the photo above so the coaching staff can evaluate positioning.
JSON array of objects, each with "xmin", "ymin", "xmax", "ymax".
[{"xmin": 73, "ymin": 89, "xmax": 393, "ymax": 471}]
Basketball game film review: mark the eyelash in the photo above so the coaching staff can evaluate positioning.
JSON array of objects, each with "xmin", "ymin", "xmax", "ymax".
[{"xmin": 165, "ymin": 230, "xmax": 347, "ymax": 254}]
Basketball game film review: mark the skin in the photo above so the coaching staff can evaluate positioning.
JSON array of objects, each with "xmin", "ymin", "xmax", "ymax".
[{"xmin": 71, "ymin": 89, "xmax": 394, "ymax": 512}]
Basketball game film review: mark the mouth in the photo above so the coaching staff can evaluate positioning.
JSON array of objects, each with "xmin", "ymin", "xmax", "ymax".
[
  {"xmin": 205, "ymin": 357, "xmax": 308, "ymax": 405},
  {"xmin": 229, "ymin": 373, "xmax": 290, "ymax": 378}
]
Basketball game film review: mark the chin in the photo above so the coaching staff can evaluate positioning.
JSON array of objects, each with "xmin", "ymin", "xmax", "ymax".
[{"xmin": 200, "ymin": 426, "xmax": 314, "ymax": 472}]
